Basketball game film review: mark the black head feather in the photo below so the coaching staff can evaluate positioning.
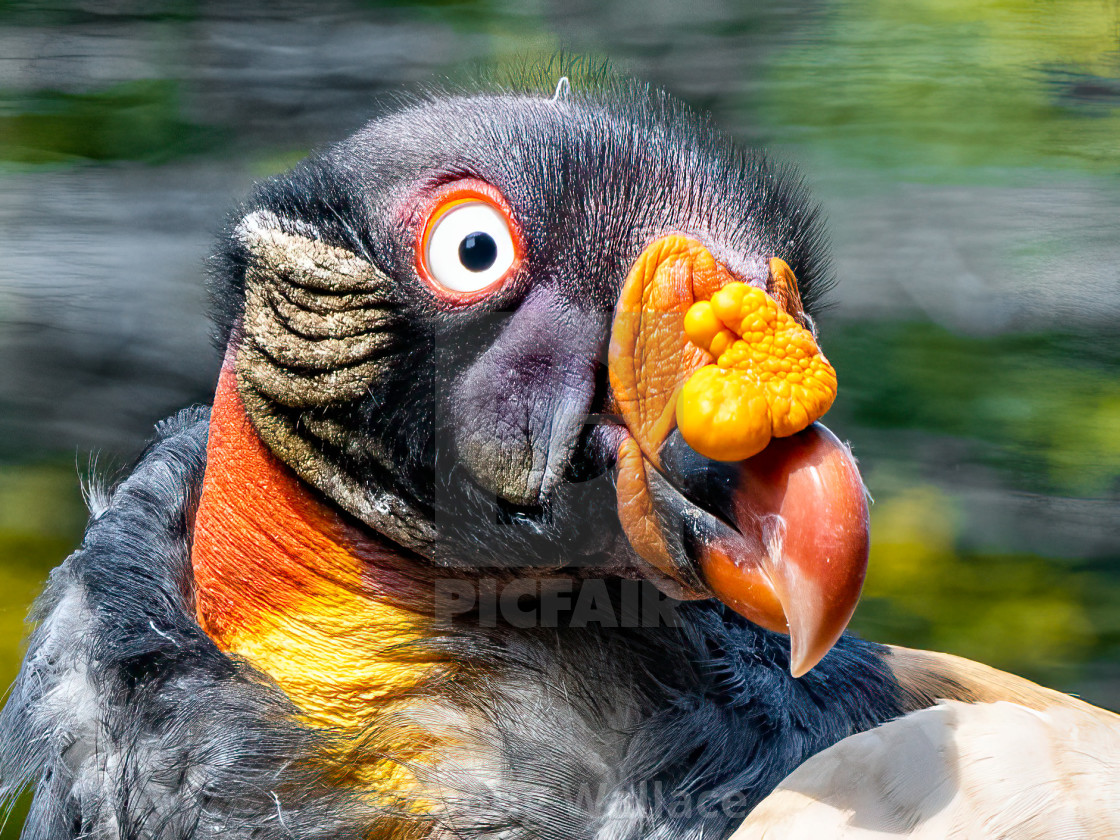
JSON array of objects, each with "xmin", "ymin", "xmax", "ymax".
[{"xmin": 211, "ymin": 77, "xmax": 831, "ymax": 347}]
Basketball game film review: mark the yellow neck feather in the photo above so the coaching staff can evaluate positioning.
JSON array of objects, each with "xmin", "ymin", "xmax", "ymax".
[{"xmin": 191, "ymin": 363, "xmax": 442, "ymax": 798}]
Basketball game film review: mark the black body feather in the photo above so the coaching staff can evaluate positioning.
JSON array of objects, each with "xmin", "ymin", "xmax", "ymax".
[{"xmin": 1, "ymin": 412, "xmax": 906, "ymax": 839}]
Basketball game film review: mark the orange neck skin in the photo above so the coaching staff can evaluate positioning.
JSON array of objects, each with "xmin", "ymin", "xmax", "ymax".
[{"xmin": 191, "ymin": 362, "xmax": 436, "ymax": 734}]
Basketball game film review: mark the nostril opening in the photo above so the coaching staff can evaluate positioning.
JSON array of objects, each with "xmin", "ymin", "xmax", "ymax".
[
  {"xmin": 563, "ymin": 426, "xmax": 601, "ymax": 484},
  {"xmin": 564, "ymin": 426, "xmax": 603, "ymax": 484},
  {"xmin": 561, "ymin": 352, "xmax": 620, "ymax": 485},
  {"xmin": 563, "ymin": 419, "xmax": 626, "ymax": 485}
]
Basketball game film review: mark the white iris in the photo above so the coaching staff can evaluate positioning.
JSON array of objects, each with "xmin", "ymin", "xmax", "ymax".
[{"xmin": 425, "ymin": 201, "xmax": 516, "ymax": 293}]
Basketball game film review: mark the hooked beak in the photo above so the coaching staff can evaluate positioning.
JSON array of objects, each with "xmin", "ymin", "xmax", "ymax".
[{"xmin": 608, "ymin": 236, "xmax": 869, "ymax": 677}]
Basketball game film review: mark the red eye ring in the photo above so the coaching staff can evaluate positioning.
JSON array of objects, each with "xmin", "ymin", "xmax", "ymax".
[{"xmin": 415, "ymin": 179, "xmax": 524, "ymax": 304}]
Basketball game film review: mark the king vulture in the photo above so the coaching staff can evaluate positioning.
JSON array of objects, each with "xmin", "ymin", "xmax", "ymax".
[{"xmin": 1, "ymin": 74, "xmax": 1116, "ymax": 840}]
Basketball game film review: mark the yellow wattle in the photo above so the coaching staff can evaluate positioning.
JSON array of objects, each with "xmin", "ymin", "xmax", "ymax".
[{"xmin": 677, "ymin": 279, "xmax": 837, "ymax": 462}]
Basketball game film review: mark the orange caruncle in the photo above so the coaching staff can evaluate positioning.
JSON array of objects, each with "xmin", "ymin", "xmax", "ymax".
[{"xmin": 677, "ymin": 281, "xmax": 837, "ymax": 462}]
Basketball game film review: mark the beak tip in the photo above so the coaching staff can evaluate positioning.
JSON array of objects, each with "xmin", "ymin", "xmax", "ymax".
[
  {"xmin": 784, "ymin": 595, "xmax": 842, "ymax": 680},
  {"xmin": 787, "ymin": 637, "xmax": 832, "ymax": 679},
  {"xmin": 789, "ymin": 661, "xmax": 813, "ymax": 680}
]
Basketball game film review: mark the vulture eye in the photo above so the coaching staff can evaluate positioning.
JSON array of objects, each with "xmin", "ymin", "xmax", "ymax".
[{"xmin": 417, "ymin": 180, "xmax": 522, "ymax": 298}]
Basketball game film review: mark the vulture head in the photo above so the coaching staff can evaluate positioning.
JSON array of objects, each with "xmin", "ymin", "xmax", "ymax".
[
  {"xmin": 196, "ymin": 75, "xmax": 868, "ymax": 695},
  {"xmin": 9, "ymin": 70, "xmax": 1115, "ymax": 840}
]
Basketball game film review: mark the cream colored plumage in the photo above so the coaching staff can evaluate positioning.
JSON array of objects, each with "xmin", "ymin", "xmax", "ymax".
[{"xmin": 732, "ymin": 651, "xmax": 1120, "ymax": 839}]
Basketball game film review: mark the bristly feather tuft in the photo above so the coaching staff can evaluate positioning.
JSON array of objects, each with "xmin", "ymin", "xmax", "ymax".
[{"xmin": 77, "ymin": 451, "xmax": 111, "ymax": 519}]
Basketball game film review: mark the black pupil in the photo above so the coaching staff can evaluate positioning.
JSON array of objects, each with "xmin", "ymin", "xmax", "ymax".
[{"xmin": 459, "ymin": 232, "xmax": 498, "ymax": 272}]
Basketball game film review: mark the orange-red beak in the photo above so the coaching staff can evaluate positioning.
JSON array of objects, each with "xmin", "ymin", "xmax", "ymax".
[{"xmin": 608, "ymin": 236, "xmax": 869, "ymax": 677}]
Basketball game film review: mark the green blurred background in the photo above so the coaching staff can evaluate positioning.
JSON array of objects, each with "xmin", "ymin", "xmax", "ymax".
[{"xmin": 0, "ymin": 0, "xmax": 1118, "ymax": 795}]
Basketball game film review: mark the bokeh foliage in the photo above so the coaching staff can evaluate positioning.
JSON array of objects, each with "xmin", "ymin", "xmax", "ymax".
[
  {"xmin": 829, "ymin": 322, "xmax": 1120, "ymax": 499},
  {"xmin": 758, "ymin": 0, "xmax": 1120, "ymax": 173},
  {"xmin": 0, "ymin": 80, "xmax": 219, "ymax": 165},
  {"xmin": 831, "ymin": 323, "xmax": 1120, "ymax": 684}
]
